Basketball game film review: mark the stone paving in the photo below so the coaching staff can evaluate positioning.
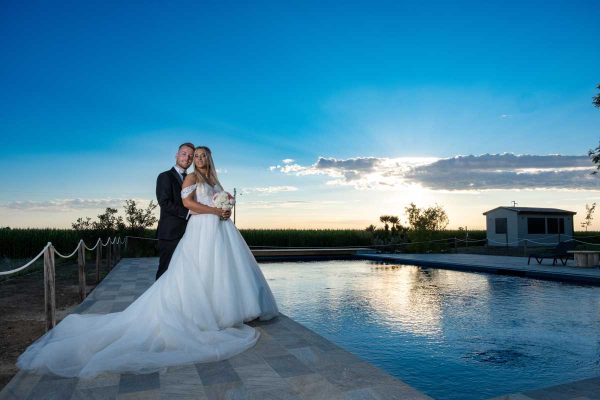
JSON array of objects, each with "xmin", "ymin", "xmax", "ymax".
[
  {"xmin": 360, "ymin": 253, "xmax": 600, "ymax": 285},
  {"xmin": 0, "ymin": 258, "xmax": 432, "ymax": 400},
  {"xmin": 489, "ymin": 376, "xmax": 600, "ymax": 400}
]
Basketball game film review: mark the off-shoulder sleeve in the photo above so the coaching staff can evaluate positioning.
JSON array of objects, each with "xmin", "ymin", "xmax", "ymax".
[{"xmin": 181, "ymin": 184, "xmax": 197, "ymax": 198}]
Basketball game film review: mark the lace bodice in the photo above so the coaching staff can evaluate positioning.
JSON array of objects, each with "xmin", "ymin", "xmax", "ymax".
[{"xmin": 181, "ymin": 182, "xmax": 224, "ymax": 206}]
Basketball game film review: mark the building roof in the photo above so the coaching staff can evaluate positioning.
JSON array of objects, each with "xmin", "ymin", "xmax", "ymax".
[{"xmin": 483, "ymin": 206, "xmax": 577, "ymax": 216}]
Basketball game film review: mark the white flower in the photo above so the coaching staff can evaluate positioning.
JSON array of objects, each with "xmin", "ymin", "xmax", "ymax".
[{"xmin": 212, "ymin": 191, "xmax": 235, "ymax": 210}]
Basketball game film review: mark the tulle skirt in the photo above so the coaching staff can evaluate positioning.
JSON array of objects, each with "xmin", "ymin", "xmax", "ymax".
[{"xmin": 17, "ymin": 214, "xmax": 279, "ymax": 378}]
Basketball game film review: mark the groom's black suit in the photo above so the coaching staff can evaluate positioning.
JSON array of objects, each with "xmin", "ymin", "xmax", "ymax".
[{"xmin": 155, "ymin": 167, "xmax": 189, "ymax": 280}]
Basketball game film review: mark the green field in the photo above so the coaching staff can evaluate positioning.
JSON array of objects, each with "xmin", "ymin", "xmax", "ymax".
[{"xmin": 1, "ymin": 227, "xmax": 598, "ymax": 261}]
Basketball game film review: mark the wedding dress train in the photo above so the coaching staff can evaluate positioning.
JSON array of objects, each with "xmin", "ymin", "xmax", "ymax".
[{"xmin": 17, "ymin": 182, "xmax": 278, "ymax": 378}]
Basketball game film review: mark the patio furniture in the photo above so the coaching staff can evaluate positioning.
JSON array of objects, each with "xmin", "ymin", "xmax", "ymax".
[
  {"xmin": 567, "ymin": 251, "xmax": 600, "ymax": 268},
  {"xmin": 527, "ymin": 241, "xmax": 575, "ymax": 266}
]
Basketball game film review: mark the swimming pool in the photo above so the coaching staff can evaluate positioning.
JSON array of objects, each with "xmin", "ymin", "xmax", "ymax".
[{"xmin": 259, "ymin": 260, "xmax": 600, "ymax": 400}]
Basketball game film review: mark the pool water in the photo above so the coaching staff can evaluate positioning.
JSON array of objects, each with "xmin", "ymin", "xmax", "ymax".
[{"xmin": 259, "ymin": 260, "xmax": 600, "ymax": 400}]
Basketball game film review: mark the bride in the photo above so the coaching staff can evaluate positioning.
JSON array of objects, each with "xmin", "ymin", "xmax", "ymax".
[{"xmin": 17, "ymin": 146, "xmax": 279, "ymax": 378}]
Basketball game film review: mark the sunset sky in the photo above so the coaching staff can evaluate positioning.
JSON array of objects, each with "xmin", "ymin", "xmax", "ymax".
[{"xmin": 1, "ymin": 0, "xmax": 599, "ymax": 230}]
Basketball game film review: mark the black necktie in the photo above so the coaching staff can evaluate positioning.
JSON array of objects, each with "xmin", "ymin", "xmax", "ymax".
[{"xmin": 181, "ymin": 171, "xmax": 187, "ymax": 181}]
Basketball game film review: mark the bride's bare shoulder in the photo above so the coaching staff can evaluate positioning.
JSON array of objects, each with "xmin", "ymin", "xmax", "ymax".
[{"xmin": 182, "ymin": 174, "xmax": 197, "ymax": 187}]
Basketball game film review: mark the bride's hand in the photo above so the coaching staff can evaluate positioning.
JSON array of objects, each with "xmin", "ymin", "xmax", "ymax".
[{"xmin": 222, "ymin": 209, "xmax": 232, "ymax": 219}]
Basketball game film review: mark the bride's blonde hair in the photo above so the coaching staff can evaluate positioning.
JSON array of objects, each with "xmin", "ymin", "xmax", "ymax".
[{"xmin": 193, "ymin": 146, "xmax": 221, "ymax": 187}]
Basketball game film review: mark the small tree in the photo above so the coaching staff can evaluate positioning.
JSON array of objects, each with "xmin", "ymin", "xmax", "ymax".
[
  {"xmin": 593, "ymin": 83, "xmax": 600, "ymax": 108},
  {"xmin": 405, "ymin": 203, "xmax": 449, "ymax": 231},
  {"xmin": 123, "ymin": 200, "xmax": 158, "ymax": 232},
  {"xmin": 72, "ymin": 217, "xmax": 93, "ymax": 230},
  {"xmin": 92, "ymin": 207, "xmax": 125, "ymax": 231},
  {"xmin": 581, "ymin": 202, "xmax": 597, "ymax": 231},
  {"xmin": 404, "ymin": 203, "xmax": 449, "ymax": 253}
]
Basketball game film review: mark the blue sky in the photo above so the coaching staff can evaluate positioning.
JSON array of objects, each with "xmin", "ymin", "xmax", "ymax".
[{"xmin": 1, "ymin": 0, "xmax": 599, "ymax": 229}]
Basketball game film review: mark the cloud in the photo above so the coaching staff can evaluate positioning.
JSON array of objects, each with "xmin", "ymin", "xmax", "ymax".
[
  {"xmin": 2, "ymin": 198, "xmax": 133, "ymax": 211},
  {"xmin": 500, "ymin": 114, "xmax": 512, "ymax": 119},
  {"xmin": 240, "ymin": 200, "xmax": 342, "ymax": 209},
  {"xmin": 242, "ymin": 186, "xmax": 299, "ymax": 195},
  {"xmin": 272, "ymin": 153, "xmax": 600, "ymax": 191},
  {"xmin": 282, "ymin": 159, "xmax": 295, "ymax": 164}
]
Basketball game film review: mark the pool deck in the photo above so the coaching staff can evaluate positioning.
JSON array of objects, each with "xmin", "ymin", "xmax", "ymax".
[
  {"xmin": 359, "ymin": 252, "xmax": 600, "ymax": 285},
  {"xmin": 0, "ymin": 258, "xmax": 431, "ymax": 400}
]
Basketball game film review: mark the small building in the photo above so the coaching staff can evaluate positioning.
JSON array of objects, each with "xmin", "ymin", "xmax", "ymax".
[{"xmin": 483, "ymin": 207, "xmax": 576, "ymax": 247}]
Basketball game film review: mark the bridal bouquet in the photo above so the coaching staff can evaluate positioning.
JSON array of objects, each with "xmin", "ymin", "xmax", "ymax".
[{"xmin": 212, "ymin": 191, "xmax": 235, "ymax": 220}]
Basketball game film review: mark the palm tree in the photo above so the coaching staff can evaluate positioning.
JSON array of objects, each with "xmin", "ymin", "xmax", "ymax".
[
  {"xmin": 388, "ymin": 216, "xmax": 400, "ymax": 233},
  {"xmin": 379, "ymin": 215, "xmax": 391, "ymax": 232}
]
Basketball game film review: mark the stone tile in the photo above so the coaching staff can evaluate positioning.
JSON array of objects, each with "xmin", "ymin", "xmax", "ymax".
[
  {"xmin": 195, "ymin": 361, "xmax": 241, "ymax": 386},
  {"xmin": 319, "ymin": 363, "xmax": 389, "ymax": 391},
  {"xmin": 234, "ymin": 362, "xmax": 290, "ymax": 393},
  {"xmin": 160, "ymin": 364, "xmax": 206, "ymax": 399},
  {"xmin": 264, "ymin": 355, "xmax": 313, "ymax": 378},
  {"xmin": 110, "ymin": 302, "xmax": 131, "ymax": 312},
  {"xmin": 0, "ymin": 372, "xmax": 42, "ymax": 399},
  {"xmin": 26, "ymin": 376, "xmax": 78, "ymax": 400},
  {"xmin": 117, "ymin": 389, "xmax": 160, "ymax": 400},
  {"xmin": 95, "ymin": 294, "xmax": 117, "ymax": 301},
  {"xmin": 253, "ymin": 336, "xmax": 290, "ymax": 358},
  {"xmin": 287, "ymin": 346, "xmax": 324, "ymax": 364},
  {"xmin": 343, "ymin": 387, "xmax": 382, "ymax": 400},
  {"xmin": 371, "ymin": 383, "xmax": 434, "ymax": 400},
  {"xmin": 247, "ymin": 387, "xmax": 302, "ymax": 400},
  {"xmin": 76, "ymin": 372, "xmax": 120, "ymax": 389},
  {"xmin": 228, "ymin": 349, "xmax": 265, "ymax": 368},
  {"xmin": 285, "ymin": 373, "xmax": 344, "ymax": 400},
  {"xmin": 118, "ymin": 372, "xmax": 160, "ymax": 394},
  {"xmin": 70, "ymin": 385, "xmax": 119, "ymax": 400},
  {"xmin": 318, "ymin": 349, "xmax": 364, "ymax": 368},
  {"xmin": 86, "ymin": 301, "xmax": 115, "ymax": 313},
  {"xmin": 302, "ymin": 333, "xmax": 339, "ymax": 352},
  {"xmin": 273, "ymin": 333, "xmax": 311, "ymax": 350},
  {"xmin": 203, "ymin": 381, "xmax": 247, "ymax": 400}
]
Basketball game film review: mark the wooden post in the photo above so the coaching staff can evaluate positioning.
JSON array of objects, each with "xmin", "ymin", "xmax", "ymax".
[
  {"xmin": 77, "ymin": 241, "xmax": 86, "ymax": 301},
  {"xmin": 114, "ymin": 239, "xmax": 118, "ymax": 263},
  {"xmin": 523, "ymin": 239, "xmax": 528, "ymax": 257},
  {"xmin": 107, "ymin": 239, "xmax": 112, "ymax": 270},
  {"xmin": 95, "ymin": 240, "xmax": 101, "ymax": 284},
  {"xmin": 117, "ymin": 238, "xmax": 121, "ymax": 262},
  {"xmin": 124, "ymin": 237, "xmax": 128, "ymax": 255},
  {"xmin": 454, "ymin": 237, "xmax": 457, "ymax": 253},
  {"xmin": 44, "ymin": 244, "xmax": 56, "ymax": 331}
]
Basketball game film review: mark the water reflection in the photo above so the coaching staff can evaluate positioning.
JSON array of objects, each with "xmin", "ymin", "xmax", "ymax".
[{"xmin": 260, "ymin": 260, "xmax": 600, "ymax": 400}]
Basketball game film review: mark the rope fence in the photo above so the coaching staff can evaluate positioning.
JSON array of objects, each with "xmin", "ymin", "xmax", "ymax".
[
  {"xmin": 0, "ymin": 236, "xmax": 125, "ymax": 331},
  {"xmin": 3, "ymin": 232, "xmax": 598, "ymax": 332}
]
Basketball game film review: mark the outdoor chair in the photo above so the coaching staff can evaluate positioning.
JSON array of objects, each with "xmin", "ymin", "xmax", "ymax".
[{"xmin": 527, "ymin": 241, "xmax": 576, "ymax": 266}]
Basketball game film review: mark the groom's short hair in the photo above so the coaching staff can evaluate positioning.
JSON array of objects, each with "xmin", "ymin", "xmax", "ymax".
[{"xmin": 179, "ymin": 142, "xmax": 195, "ymax": 152}]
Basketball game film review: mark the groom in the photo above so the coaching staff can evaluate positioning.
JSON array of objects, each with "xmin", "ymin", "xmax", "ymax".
[{"xmin": 155, "ymin": 142, "xmax": 195, "ymax": 280}]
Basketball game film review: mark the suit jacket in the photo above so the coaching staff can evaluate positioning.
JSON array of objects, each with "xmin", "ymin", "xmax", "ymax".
[{"xmin": 156, "ymin": 167, "xmax": 189, "ymax": 241}]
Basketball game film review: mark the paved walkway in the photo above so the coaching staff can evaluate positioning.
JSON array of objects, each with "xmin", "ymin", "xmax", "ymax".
[
  {"xmin": 489, "ymin": 376, "xmax": 600, "ymax": 400},
  {"xmin": 360, "ymin": 253, "xmax": 600, "ymax": 285},
  {"xmin": 0, "ymin": 258, "xmax": 431, "ymax": 400}
]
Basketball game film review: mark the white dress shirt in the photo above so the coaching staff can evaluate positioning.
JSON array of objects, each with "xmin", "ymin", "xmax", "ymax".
[{"xmin": 175, "ymin": 165, "xmax": 191, "ymax": 219}]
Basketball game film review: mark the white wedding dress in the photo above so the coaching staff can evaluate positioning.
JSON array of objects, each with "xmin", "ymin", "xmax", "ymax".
[{"xmin": 17, "ymin": 182, "xmax": 279, "ymax": 378}]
